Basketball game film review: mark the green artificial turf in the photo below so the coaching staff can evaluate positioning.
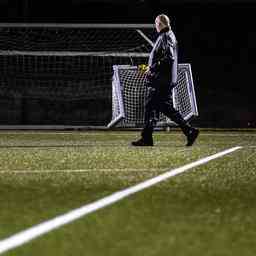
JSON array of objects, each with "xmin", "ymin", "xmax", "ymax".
[{"xmin": 0, "ymin": 130, "xmax": 255, "ymax": 256}]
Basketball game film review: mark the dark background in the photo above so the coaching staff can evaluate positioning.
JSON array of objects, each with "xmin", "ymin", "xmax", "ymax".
[{"xmin": 0, "ymin": 0, "xmax": 255, "ymax": 128}]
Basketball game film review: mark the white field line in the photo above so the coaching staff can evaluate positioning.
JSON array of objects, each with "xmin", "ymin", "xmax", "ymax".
[
  {"xmin": 0, "ymin": 146, "xmax": 242, "ymax": 255},
  {"xmin": 0, "ymin": 169, "xmax": 161, "ymax": 174},
  {"xmin": 0, "ymin": 132, "xmax": 255, "ymax": 136}
]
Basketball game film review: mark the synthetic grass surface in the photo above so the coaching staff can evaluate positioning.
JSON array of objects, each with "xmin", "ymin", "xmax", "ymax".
[{"xmin": 0, "ymin": 130, "xmax": 255, "ymax": 256}]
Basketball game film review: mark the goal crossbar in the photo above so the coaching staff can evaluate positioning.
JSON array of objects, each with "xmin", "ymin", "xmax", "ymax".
[
  {"xmin": 0, "ymin": 23, "xmax": 154, "ymax": 29},
  {"xmin": 0, "ymin": 51, "xmax": 150, "ymax": 57}
]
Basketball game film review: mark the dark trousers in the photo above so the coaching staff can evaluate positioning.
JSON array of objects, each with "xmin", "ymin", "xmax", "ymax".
[{"xmin": 141, "ymin": 86, "xmax": 191, "ymax": 140}]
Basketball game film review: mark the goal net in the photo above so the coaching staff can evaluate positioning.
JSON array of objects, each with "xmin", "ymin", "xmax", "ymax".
[
  {"xmin": 0, "ymin": 23, "xmax": 155, "ymax": 126},
  {"xmin": 107, "ymin": 63, "xmax": 198, "ymax": 128}
]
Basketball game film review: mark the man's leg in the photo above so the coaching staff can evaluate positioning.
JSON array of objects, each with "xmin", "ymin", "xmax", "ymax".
[
  {"xmin": 140, "ymin": 110, "xmax": 157, "ymax": 145},
  {"xmin": 160, "ymin": 99, "xmax": 199, "ymax": 146}
]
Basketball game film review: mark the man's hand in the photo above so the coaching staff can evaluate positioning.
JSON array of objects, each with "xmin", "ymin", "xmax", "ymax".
[{"xmin": 144, "ymin": 65, "xmax": 150, "ymax": 74}]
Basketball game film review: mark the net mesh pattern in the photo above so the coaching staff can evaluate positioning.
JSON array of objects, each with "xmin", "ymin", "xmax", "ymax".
[
  {"xmin": 0, "ymin": 24, "xmax": 154, "ymax": 125},
  {"xmin": 0, "ymin": 26, "xmax": 153, "ymax": 100},
  {"xmin": 0, "ymin": 55, "xmax": 148, "ymax": 100},
  {"xmin": 0, "ymin": 27, "xmax": 154, "ymax": 52},
  {"xmin": 173, "ymin": 67, "xmax": 193, "ymax": 118}
]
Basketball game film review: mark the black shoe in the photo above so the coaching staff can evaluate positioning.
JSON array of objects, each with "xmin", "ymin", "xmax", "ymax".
[
  {"xmin": 186, "ymin": 128, "xmax": 199, "ymax": 146},
  {"xmin": 131, "ymin": 138, "xmax": 153, "ymax": 146}
]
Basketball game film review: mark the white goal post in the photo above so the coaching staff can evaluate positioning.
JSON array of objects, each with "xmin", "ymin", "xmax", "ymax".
[{"xmin": 107, "ymin": 63, "xmax": 198, "ymax": 128}]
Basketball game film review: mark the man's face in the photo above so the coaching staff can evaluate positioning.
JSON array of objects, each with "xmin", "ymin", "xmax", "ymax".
[{"xmin": 155, "ymin": 18, "xmax": 162, "ymax": 33}]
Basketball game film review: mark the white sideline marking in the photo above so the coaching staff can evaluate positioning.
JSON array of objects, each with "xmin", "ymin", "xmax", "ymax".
[
  {"xmin": 0, "ymin": 146, "xmax": 242, "ymax": 254},
  {"xmin": 0, "ymin": 169, "xmax": 161, "ymax": 174},
  {"xmin": 0, "ymin": 132, "xmax": 255, "ymax": 136}
]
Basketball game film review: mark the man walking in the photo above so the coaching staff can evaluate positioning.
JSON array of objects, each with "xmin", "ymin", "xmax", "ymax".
[{"xmin": 132, "ymin": 14, "xmax": 199, "ymax": 146}]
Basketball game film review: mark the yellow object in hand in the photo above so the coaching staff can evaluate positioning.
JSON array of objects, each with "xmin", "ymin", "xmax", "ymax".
[{"xmin": 138, "ymin": 64, "xmax": 148, "ymax": 73}]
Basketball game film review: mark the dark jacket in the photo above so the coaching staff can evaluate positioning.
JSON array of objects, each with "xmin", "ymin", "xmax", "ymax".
[{"xmin": 147, "ymin": 27, "xmax": 178, "ymax": 89}]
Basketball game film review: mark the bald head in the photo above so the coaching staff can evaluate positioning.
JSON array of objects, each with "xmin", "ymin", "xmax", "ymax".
[{"xmin": 155, "ymin": 14, "xmax": 171, "ymax": 33}]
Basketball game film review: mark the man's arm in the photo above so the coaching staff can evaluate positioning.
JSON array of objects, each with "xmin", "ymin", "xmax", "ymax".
[{"xmin": 149, "ymin": 35, "xmax": 174, "ymax": 74}]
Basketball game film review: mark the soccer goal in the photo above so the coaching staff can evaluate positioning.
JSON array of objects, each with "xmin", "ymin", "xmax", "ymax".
[
  {"xmin": 107, "ymin": 63, "xmax": 198, "ymax": 128},
  {"xmin": 0, "ymin": 23, "xmax": 155, "ymax": 128}
]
